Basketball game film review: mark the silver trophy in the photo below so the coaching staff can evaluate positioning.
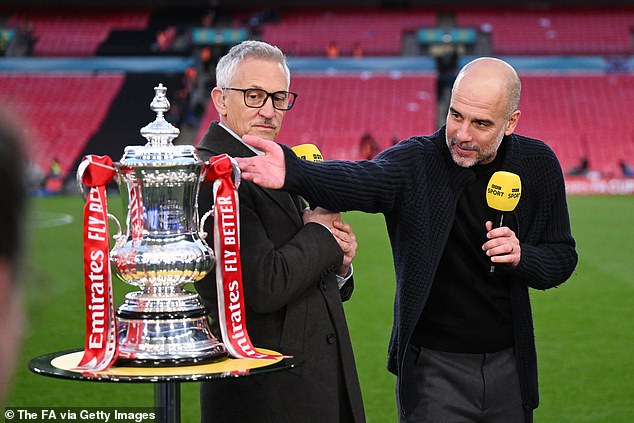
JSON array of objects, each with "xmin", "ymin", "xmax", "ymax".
[{"xmin": 109, "ymin": 83, "xmax": 226, "ymax": 366}]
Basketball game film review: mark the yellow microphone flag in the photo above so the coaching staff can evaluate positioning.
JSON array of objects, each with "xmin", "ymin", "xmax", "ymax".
[
  {"xmin": 486, "ymin": 171, "xmax": 521, "ymax": 211},
  {"xmin": 291, "ymin": 144, "xmax": 324, "ymax": 162}
]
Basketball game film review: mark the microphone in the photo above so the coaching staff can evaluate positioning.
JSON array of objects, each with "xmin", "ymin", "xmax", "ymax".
[
  {"xmin": 291, "ymin": 144, "xmax": 324, "ymax": 210},
  {"xmin": 291, "ymin": 143, "xmax": 323, "ymax": 162},
  {"xmin": 486, "ymin": 171, "xmax": 521, "ymax": 274}
]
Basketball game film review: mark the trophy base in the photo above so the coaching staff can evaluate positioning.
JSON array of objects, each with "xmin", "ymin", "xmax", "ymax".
[
  {"xmin": 115, "ymin": 351, "xmax": 226, "ymax": 368},
  {"xmin": 116, "ymin": 307, "xmax": 227, "ymax": 367}
]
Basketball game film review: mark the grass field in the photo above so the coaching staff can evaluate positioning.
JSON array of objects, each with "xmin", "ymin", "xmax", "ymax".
[{"xmin": 4, "ymin": 194, "xmax": 634, "ymax": 422}]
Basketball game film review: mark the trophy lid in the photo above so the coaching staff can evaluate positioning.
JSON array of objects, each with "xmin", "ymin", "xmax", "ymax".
[
  {"xmin": 140, "ymin": 83, "xmax": 180, "ymax": 146},
  {"xmin": 119, "ymin": 83, "xmax": 199, "ymax": 167}
]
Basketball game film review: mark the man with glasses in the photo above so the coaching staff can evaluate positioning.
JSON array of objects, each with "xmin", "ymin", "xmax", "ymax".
[{"xmin": 195, "ymin": 40, "xmax": 365, "ymax": 423}]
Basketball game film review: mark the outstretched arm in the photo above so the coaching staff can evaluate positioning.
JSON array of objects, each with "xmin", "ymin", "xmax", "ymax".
[
  {"xmin": 240, "ymin": 133, "xmax": 417, "ymax": 214},
  {"xmin": 235, "ymin": 135, "xmax": 286, "ymax": 188}
]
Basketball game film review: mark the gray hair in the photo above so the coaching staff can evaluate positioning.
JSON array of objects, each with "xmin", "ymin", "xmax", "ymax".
[
  {"xmin": 506, "ymin": 72, "xmax": 521, "ymax": 118},
  {"xmin": 215, "ymin": 40, "xmax": 290, "ymax": 88}
]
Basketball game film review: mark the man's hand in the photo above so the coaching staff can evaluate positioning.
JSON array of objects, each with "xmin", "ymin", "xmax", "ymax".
[
  {"xmin": 235, "ymin": 135, "xmax": 286, "ymax": 189},
  {"xmin": 303, "ymin": 207, "xmax": 357, "ymax": 276},
  {"xmin": 332, "ymin": 219, "xmax": 357, "ymax": 276},
  {"xmin": 482, "ymin": 221, "xmax": 521, "ymax": 267}
]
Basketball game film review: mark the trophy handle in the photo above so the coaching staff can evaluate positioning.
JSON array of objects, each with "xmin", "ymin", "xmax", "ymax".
[
  {"xmin": 199, "ymin": 208, "xmax": 213, "ymax": 240},
  {"xmin": 76, "ymin": 163, "xmax": 91, "ymax": 200},
  {"xmin": 228, "ymin": 156, "xmax": 241, "ymax": 190},
  {"xmin": 108, "ymin": 213, "xmax": 123, "ymax": 241},
  {"xmin": 76, "ymin": 156, "xmax": 118, "ymax": 200}
]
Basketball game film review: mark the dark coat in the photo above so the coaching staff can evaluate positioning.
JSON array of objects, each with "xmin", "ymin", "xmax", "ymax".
[
  {"xmin": 195, "ymin": 122, "xmax": 365, "ymax": 423},
  {"xmin": 281, "ymin": 126, "xmax": 578, "ymax": 418}
]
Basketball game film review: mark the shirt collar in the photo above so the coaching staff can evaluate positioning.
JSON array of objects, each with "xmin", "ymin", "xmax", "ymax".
[{"xmin": 218, "ymin": 122, "xmax": 265, "ymax": 156}]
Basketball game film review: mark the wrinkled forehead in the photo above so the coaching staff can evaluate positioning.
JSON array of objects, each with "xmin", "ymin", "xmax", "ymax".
[{"xmin": 232, "ymin": 58, "xmax": 289, "ymax": 90}]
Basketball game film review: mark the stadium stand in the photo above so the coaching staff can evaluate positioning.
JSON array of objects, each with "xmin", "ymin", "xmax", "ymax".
[
  {"xmin": 517, "ymin": 73, "xmax": 634, "ymax": 175},
  {"xmin": 277, "ymin": 74, "xmax": 437, "ymax": 159},
  {"xmin": 0, "ymin": 72, "xmax": 125, "ymax": 186},
  {"xmin": 1, "ymin": 5, "xmax": 632, "ymax": 193},
  {"xmin": 256, "ymin": 8, "xmax": 437, "ymax": 56},
  {"xmin": 456, "ymin": 8, "xmax": 634, "ymax": 55},
  {"xmin": 6, "ymin": 9, "xmax": 150, "ymax": 56}
]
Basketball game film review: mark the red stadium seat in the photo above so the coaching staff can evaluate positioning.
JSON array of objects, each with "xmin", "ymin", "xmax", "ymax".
[
  {"xmin": 0, "ymin": 73, "xmax": 125, "ymax": 179},
  {"xmin": 256, "ymin": 9, "xmax": 437, "ymax": 57},
  {"xmin": 517, "ymin": 73, "xmax": 634, "ymax": 174},
  {"xmin": 457, "ymin": 9, "xmax": 634, "ymax": 55},
  {"xmin": 7, "ymin": 9, "xmax": 150, "ymax": 56}
]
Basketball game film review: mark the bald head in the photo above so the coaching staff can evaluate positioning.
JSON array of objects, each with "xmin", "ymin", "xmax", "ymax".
[
  {"xmin": 453, "ymin": 57, "xmax": 521, "ymax": 118},
  {"xmin": 445, "ymin": 57, "xmax": 522, "ymax": 167}
]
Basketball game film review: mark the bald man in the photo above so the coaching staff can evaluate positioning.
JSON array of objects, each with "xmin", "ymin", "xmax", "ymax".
[{"xmin": 236, "ymin": 57, "xmax": 577, "ymax": 423}]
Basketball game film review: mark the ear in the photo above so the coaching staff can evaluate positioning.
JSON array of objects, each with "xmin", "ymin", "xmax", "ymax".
[
  {"xmin": 211, "ymin": 87, "xmax": 226, "ymax": 115},
  {"xmin": 504, "ymin": 110, "xmax": 521, "ymax": 136}
]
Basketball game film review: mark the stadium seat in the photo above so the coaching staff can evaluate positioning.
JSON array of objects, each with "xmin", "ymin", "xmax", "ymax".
[
  {"xmin": 7, "ymin": 9, "xmax": 150, "ymax": 56},
  {"xmin": 256, "ymin": 9, "xmax": 437, "ymax": 57},
  {"xmin": 517, "ymin": 73, "xmax": 634, "ymax": 174},
  {"xmin": 457, "ymin": 9, "xmax": 634, "ymax": 55},
  {"xmin": 0, "ymin": 73, "xmax": 125, "ymax": 179}
]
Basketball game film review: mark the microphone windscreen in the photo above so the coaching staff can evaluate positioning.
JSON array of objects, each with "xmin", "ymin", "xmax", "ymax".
[
  {"xmin": 486, "ymin": 171, "xmax": 521, "ymax": 211},
  {"xmin": 291, "ymin": 144, "xmax": 323, "ymax": 162}
]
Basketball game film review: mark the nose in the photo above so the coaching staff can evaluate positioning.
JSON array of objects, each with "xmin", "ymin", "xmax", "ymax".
[
  {"xmin": 456, "ymin": 122, "xmax": 472, "ymax": 142},
  {"xmin": 258, "ymin": 96, "xmax": 276, "ymax": 118}
]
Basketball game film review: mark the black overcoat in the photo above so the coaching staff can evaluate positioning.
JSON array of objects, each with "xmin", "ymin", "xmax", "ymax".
[{"xmin": 196, "ymin": 122, "xmax": 365, "ymax": 423}]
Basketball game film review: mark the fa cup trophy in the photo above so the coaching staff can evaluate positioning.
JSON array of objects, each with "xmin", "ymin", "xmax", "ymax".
[{"xmin": 78, "ymin": 83, "xmax": 227, "ymax": 368}]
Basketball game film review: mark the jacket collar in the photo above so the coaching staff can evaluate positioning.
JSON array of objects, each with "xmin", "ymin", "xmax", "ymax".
[
  {"xmin": 197, "ymin": 121, "xmax": 256, "ymax": 158},
  {"xmin": 197, "ymin": 122, "xmax": 303, "ymax": 225}
]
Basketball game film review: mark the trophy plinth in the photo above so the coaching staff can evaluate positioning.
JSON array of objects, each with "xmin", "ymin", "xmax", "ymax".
[{"xmin": 111, "ymin": 83, "xmax": 226, "ymax": 366}]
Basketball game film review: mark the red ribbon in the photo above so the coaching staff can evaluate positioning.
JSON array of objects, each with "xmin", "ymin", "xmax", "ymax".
[
  {"xmin": 74, "ymin": 153, "xmax": 284, "ymax": 370},
  {"xmin": 206, "ymin": 154, "xmax": 288, "ymax": 360},
  {"xmin": 76, "ymin": 155, "xmax": 119, "ymax": 371},
  {"xmin": 129, "ymin": 183, "xmax": 144, "ymax": 241}
]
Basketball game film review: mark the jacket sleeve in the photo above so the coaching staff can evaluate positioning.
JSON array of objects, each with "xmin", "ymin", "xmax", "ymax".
[
  {"xmin": 339, "ymin": 277, "xmax": 355, "ymax": 302},
  {"xmin": 234, "ymin": 183, "xmax": 344, "ymax": 313},
  {"xmin": 282, "ymin": 141, "xmax": 421, "ymax": 214},
  {"xmin": 513, "ymin": 153, "xmax": 578, "ymax": 290}
]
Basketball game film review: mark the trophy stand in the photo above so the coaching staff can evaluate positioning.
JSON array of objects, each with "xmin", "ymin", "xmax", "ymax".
[{"xmin": 29, "ymin": 349, "xmax": 299, "ymax": 423}]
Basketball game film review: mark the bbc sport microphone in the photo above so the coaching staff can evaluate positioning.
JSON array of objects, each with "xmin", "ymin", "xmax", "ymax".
[
  {"xmin": 291, "ymin": 144, "xmax": 324, "ymax": 209},
  {"xmin": 486, "ymin": 171, "xmax": 521, "ymax": 274},
  {"xmin": 291, "ymin": 143, "xmax": 324, "ymax": 162}
]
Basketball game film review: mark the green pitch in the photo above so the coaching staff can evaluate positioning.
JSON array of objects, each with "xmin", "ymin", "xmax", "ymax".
[{"xmin": 4, "ymin": 195, "xmax": 633, "ymax": 422}]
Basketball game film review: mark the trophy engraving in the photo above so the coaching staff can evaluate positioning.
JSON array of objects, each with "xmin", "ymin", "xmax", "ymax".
[{"xmin": 108, "ymin": 83, "xmax": 227, "ymax": 366}]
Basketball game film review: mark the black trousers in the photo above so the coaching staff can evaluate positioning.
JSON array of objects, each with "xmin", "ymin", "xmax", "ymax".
[{"xmin": 398, "ymin": 345, "xmax": 532, "ymax": 423}]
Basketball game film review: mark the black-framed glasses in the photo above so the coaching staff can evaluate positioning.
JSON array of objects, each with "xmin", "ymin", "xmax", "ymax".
[{"xmin": 223, "ymin": 87, "xmax": 298, "ymax": 110}]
